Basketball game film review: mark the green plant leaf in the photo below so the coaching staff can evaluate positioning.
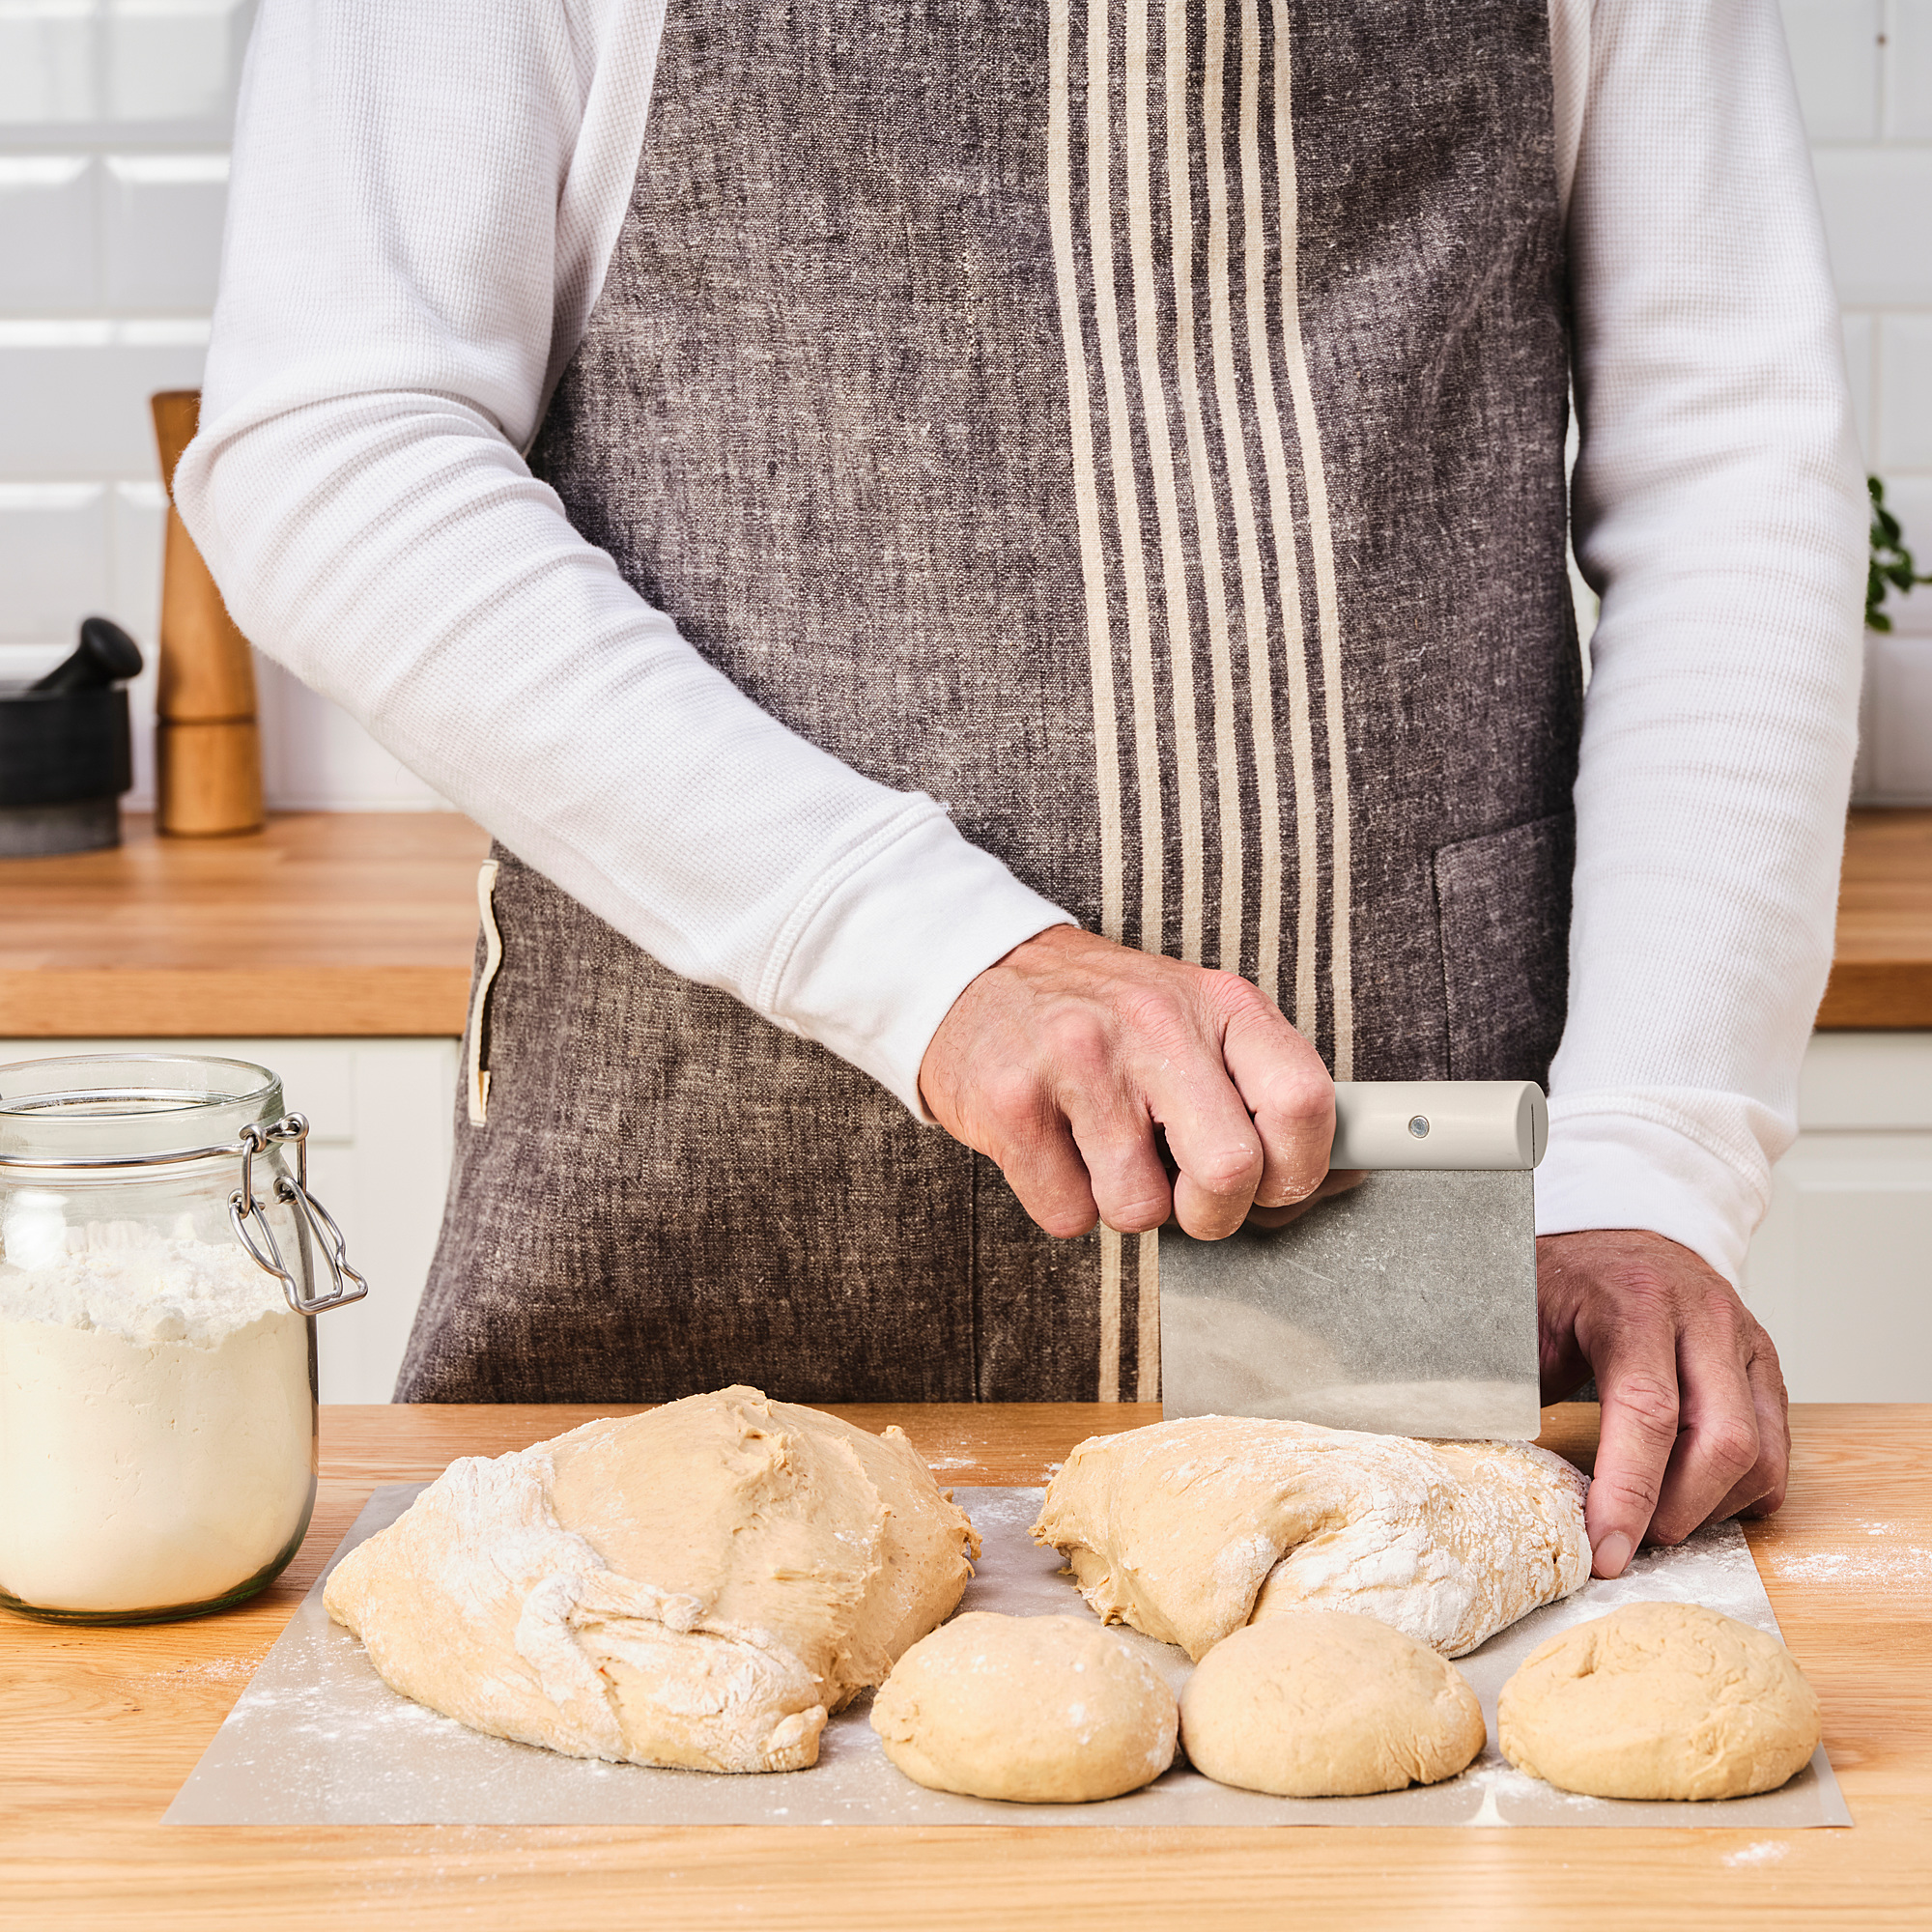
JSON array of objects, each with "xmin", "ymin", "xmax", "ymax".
[{"xmin": 1868, "ymin": 475, "xmax": 1931, "ymax": 631}]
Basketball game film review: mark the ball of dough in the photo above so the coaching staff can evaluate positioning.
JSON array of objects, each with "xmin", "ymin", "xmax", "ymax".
[
  {"xmin": 1179, "ymin": 1612, "xmax": 1487, "ymax": 1797},
  {"xmin": 1498, "ymin": 1602, "xmax": 1821, "ymax": 1801},
  {"xmin": 870, "ymin": 1612, "xmax": 1179, "ymax": 1803}
]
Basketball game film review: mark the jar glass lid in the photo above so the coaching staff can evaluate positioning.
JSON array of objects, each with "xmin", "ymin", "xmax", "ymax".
[{"xmin": 0, "ymin": 1053, "xmax": 284, "ymax": 1163}]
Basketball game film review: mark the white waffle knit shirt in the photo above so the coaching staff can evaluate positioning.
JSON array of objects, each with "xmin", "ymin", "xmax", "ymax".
[{"xmin": 177, "ymin": 0, "xmax": 1865, "ymax": 1288}]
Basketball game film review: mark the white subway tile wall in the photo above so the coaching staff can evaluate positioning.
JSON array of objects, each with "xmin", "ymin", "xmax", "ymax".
[
  {"xmin": 1888, "ymin": 0, "xmax": 1932, "ymax": 138},
  {"xmin": 1783, "ymin": 0, "xmax": 1885, "ymax": 137},
  {"xmin": 1800, "ymin": 1, "xmax": 1932, "ymax": 809},
  {"xmin": 100, "ymin": 152, "xmax": 228, "ymax": 309},
  {"xmin": 0, "ymin": 4, "xmax": 1927, "ymax": 805},
  {"xmin": 0, "ymin": 156, "xmax": 95, "ymax": 308},
  {"xmin": 0, "ymin": 0, "xmax": 445, "ymax": 810}
]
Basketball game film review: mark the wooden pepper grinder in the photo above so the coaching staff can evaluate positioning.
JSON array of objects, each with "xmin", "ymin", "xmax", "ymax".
[{"xmin": 150, "ymin": 389, "xmax": 266, "ymax": 836}]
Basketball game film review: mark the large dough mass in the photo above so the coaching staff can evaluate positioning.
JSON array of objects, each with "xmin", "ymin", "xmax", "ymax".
[
  {"xmin": 1179, "ymin": 1611, "xmax": 1486, "ymax": 1796},
  {"xmin": 871, "ymin": 1611, "xmax": 1179, "ymax": 1803},
  {"xmin": 324, "ymin": 1385, "xmax": 980, "ymax": 1773},
  {"xmin": 1031, "ymin": 1413, "xmax": 1589, "ymax": 1660},
  {"xmin": 1499, "ymin": 1601, "xmax": 1822, "ymax": 1800}
]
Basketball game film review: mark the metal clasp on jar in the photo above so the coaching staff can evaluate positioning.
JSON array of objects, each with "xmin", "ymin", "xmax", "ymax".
[{"xmin": 227, "ymin": 1114, "xmax": 369, "ymax": 1316}]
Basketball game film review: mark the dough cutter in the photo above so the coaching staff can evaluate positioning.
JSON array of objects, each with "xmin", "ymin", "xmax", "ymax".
[{"xmin": 1158, "ymin": 1081, "xmax": 1546, "ymax": 1440}]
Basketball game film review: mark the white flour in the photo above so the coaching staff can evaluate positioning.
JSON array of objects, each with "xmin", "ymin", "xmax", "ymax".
[{"xmin": 0, "ymin": 1230, "xmax": 314, "ymax": 1614}]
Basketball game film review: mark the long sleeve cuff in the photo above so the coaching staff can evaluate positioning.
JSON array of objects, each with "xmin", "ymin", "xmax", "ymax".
[
  {"xmin": 769, "ymin": 808, "xmax": 1075, "ymax": 1118},
  {"xmin": 1534, "ymin": 1091, "xmax": 1795, "ymax": 1286}
]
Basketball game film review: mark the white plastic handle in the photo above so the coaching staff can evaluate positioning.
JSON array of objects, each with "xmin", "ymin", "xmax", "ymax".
[{"xmin": 1327, "ymin": 1081, "xmax": 1546, "ymax": 1171}]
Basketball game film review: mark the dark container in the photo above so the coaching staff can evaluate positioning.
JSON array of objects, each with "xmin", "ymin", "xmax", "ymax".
[{"xmin": 0, "ymin": 617, "xmax": 143, "ymax": 857}]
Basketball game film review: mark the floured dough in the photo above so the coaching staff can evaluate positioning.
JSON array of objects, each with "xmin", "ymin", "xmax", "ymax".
[
  {"xmin": 1179, "ymin": 1611, "xmax": 1486, "ymax": 1796},
  {"xmin": 1499, "ymin": 1602, "xmax": 1822, "ymax": 1801},
  {"xmin": 870, "ymin": 1612, "xmax": 1178, "ymax": 1803},
  {"xmin": 1031, "ymin": 1413, "xmax": 1588, "ymax": 1660},
  {"xmin": 324, "ymin": 1385, "xmax": 980, "ymax": 1774}
]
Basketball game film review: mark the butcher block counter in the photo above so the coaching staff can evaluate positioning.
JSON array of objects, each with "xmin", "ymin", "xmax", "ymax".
[
  {"xmin": 2, "ymin": 1401, "xmax": 1928, "ymax": 1930},
  {"xmin": 0, "ymin": 808, "xmax": 1928, "ymax": 1035},
  {"xmin": 0, "ymin": 811, "xmax": 490, "ymax": 1037}
]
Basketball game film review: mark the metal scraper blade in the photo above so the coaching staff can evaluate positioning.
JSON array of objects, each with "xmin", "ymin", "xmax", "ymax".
[{"xmin": 1157, "ymin": 1081, "xmax": 1546, "ymax": 1440}]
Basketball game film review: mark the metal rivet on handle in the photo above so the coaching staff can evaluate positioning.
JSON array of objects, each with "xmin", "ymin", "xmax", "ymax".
[{"xmin": 1407, "ymin": 1115, "xmax": 1430, "ymax": 1138}]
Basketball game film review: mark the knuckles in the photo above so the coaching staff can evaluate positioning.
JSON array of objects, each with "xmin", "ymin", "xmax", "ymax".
[
  {"xmin": 1112, "ymin": 986, "xmax": 1199, "ymax": 1061},
  {"xmin": 1101, "ymin": 1193, "xmax": 1172, "ymax": 1236},
  {"xmin": 1201, "ymin": 967, "xmax": 1277, "ymax": 1027},
  {"xmin": 1187, "ymin": 1140, "xmax": 1265, "ymax": 1196},
  {"xmin": 1701, "ymin": 1413, "xmax": 1762, "ymax": 1486},
  {"xmin": 1605, "ymin": 1369, "xmax": 1680, "ymax": 1446},
  {"xmin": 974, "ymin": 1062, "xmax": 1053, "ymax": 1143},
  {"xmin": 1037, "ymin": 1004, "xmax": 1118, "ymax": 1083},
  {"xmin": 1597, "ymin": 1463, "xmax": 1664, "ymax": 1519}
]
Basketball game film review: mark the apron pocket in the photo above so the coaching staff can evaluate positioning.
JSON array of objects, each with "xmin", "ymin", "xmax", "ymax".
[{"xmin": 1432, "ymin": 810, "xmax": 1574, "ymax": 1085}]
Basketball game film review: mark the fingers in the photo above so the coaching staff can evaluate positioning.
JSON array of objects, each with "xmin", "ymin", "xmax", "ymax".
[
  {"xmin": 1646, "ymin": 1314, "xmax": 1761, "ymax": 1548},
  {"xmin": 1534, "ymin": 1235, "xmax": 1595, "ymax": 1403},
  {"xmin": 1246, "ymin": 1168, "xmax": 1367, "ymax": 1231},
  {"xmin": 917, "ymin": 926, "xmax": 1332, "ymax": 1246},
  {"xmin": 1217, "ymin": 982, "xmax": 1335, "ymax": 1208},
  {"xmin": 985, "ymin": 1094, "xmax": 1103, "ymax": 1240},
  {"xmin": 1142, "ymin": 971, "xmax": 1333, "ymax": 1238},
  {"xmin": 1141, "ymin": 1040, "xmax": 1265, "ymax": 1239},
  {"xmin": 1543, "ymin": 1228, "xmax": 1795, "ymax": 1577},
  {"xmin": 1065, "ymin": 1089, "xmax": 1175, "ymax": 1236},
  {"xmin": 1720, "ymin": 1336, "xmax": 1791, "ymax": 1522},
  {"xmin": 1584, "ymin": 1319, "xmax": 1682, "ymax": 1580}
]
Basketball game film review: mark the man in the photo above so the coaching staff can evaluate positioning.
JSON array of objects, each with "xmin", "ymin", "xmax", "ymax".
[{"xmin": 180, "ymin": 0, "xmax": 1864, "ymax": 1582}]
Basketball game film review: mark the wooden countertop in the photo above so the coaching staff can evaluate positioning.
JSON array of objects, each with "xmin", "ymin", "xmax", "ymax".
[
  {"xmin": 1818, "ymin": 808, "xmax": 1932, "ymax": 1027},
  {"xmin": 2, "ymin": 1401, "xmax": 1927, "ymax": 1930},
  {"xmin": 0, "ymin": 808, "xmax": 1926, "ymax": 1037},
  {"xmin": 0, "ymin": 811, "xmax": 489, "ymax": 1037}
]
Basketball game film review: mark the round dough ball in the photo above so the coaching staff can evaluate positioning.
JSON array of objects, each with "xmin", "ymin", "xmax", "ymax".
[
  {"xmin": 870, "ymin": 1612, "xmax": 1178, "ymax": 1803},
  {"xmin": 1179, "ymin": 1612, "xmax": 1486, "ymax": 1797},
  {"xmin": 1498, "ymin": 1602, "xmax": 1821, "ymax": 1801}
]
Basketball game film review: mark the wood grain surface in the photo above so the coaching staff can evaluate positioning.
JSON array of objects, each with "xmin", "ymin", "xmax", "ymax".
[
  {"xmin": 0, "ymin": 1401, "xmax": 1926, "ymax": 1931},
  {"xmin": 0, "ymin": 809, "xmax": 1925, "ymax": 1040},
  {"xmin": 0, "ymin": 812, "xmax": 489, "ymax": 1037},
  {"xmin": 1817, "ymin": 809, "xmax": 1932, "ymax": 1027}
]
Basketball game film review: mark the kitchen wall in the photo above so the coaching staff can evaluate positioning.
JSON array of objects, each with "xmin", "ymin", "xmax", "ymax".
[
  {"xmin": 0, "ymin": 0, "xmax": 445, "ymax": 811},
  {"xmin": 0, "ymin": 0, "xmax": 1928, "ymax": 808},
  {"xmin": 1790, "ymin": 0, "xmax": 1932, "ymax": 801}
]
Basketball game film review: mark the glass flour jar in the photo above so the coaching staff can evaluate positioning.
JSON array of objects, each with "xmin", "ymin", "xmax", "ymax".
[{"xmin": 0, "ymin": 1053, "xmax": 367, "ymax": 1623}]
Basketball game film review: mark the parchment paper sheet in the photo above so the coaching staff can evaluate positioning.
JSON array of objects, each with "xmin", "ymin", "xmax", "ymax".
[{"xmin": 167, "ymin": 1485, "xmax": 1850, "ymax": 1828}]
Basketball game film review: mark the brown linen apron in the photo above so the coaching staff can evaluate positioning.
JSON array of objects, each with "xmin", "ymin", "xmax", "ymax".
[{"xmin": 399, "ymin": 0, "xmax": 1580, "ymax": 1406}]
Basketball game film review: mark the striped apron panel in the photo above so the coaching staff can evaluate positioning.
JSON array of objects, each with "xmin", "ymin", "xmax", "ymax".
[{"xmin": 400, "ymin": 0, "xmax": 1580, "ymax": 1406}]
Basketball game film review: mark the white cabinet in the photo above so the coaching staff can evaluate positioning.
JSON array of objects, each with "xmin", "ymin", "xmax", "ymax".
[
  {"xmin": 0, "ymin": 1036, "xmax": 458, "ymax": 1404},
  {"xmin": 1744, "ymin": 1033, "xmax": 1932, "ymax": 1401}
]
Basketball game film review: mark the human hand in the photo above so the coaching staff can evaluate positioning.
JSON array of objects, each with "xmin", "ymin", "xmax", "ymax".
[
  {"xmin": 1243, "ymin": 1164, "xmax": 1369, "ymax": 1231},
  {"xmin": 918, "ymin": 925, "xmax": 1335, "ymax": 1241},
  {"xmin": 1537, "ymin": 1228, "xmax": 1789, "ymax": 1579}
]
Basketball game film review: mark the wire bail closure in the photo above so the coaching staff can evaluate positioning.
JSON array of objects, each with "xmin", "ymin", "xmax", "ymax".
[{"xmin": 228, "ymin": 1114, "xmax": 369, "ymax": 1316}]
